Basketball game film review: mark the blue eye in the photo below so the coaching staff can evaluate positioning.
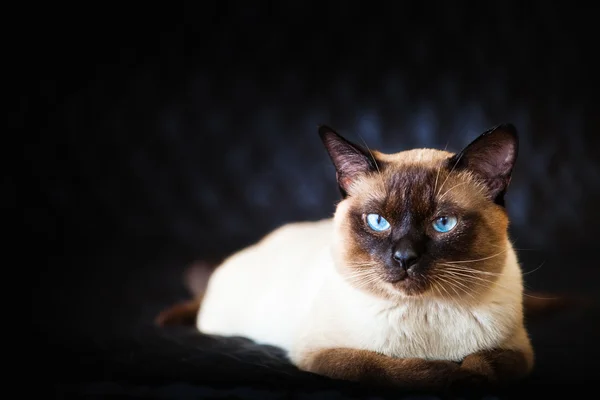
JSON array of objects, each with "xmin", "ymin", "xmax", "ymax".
[
  {"xmin": 366, "ymin": 213, "xmax": 391, "ymax": 231},
  {"xmin": 432, "ymin": 216, "xmax": 458, "ymax": 233}
]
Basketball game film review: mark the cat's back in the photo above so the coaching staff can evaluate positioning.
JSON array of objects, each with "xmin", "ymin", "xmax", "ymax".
[
  {"xmin": 197, "ymin": 218, "xmax": 334, "ymax": 349},
  {"xmin": 216, "ymin": 218, "xmax": 334, "ymax": 273}
]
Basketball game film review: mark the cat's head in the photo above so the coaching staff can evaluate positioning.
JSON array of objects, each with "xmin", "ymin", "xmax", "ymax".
[{"xmin": 320, "ymin": 124, "xmax": 518, "ymax": 303}]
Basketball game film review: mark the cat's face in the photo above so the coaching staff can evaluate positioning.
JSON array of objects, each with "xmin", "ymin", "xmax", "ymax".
[{"xmin": 320, "ymin": 124, "xmax": 518, "ymax": 303}]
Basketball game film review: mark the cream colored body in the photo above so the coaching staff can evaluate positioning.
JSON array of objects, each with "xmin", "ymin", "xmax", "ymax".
[{"xmin": 197, "ymin": 217, "xmax": 532, "ymax": 366}]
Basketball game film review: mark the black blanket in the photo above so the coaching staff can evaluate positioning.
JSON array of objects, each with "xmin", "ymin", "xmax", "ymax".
[{"xmin": 25, "ymin": 2, "xmax": 599, "ymax": 398}]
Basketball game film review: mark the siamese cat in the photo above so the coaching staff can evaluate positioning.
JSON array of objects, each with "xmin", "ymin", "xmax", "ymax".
[{"xmin": 157, "ymin": 124, "xmax": 547, "ymax": 391}]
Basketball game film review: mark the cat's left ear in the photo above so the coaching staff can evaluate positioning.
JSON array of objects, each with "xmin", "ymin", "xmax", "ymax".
[
  {"xmin": 449, "ymin": 123, "xmax": 519, "ymax": 206},
  {"xmin": 319, "ymin": 125, "xmax": 378, "ymax": 197}
]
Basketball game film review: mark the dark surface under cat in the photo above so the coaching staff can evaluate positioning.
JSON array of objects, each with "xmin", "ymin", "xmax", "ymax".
[
  {"xmin": 40, "ymin": 239, "xmax": 600, "ymax": 399},
  {"xmin": 25, "ymin": 3, "xmax": 600, "ymax": 399}
]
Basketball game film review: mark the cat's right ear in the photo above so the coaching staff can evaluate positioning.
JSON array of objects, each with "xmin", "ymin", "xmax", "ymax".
[
  {"xmin": 448, "ymin": 123, "xmax": 519, "ymax": 206},
  {"xmin": 318, "ymin": 125, "xmax": 377, "ymax": 197}
]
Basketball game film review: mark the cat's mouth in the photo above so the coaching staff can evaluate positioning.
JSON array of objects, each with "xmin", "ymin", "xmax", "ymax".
[
  {"xmin": 382, "ymin": 266, "xmax": 419, "ymax": 283},
  {"xmin": 383, "ymin": 271, "xmax": 408, "ymax": 283},
  {"xmin": 382, "ymin": 269, "xmax": 429, "ymax": 296}
]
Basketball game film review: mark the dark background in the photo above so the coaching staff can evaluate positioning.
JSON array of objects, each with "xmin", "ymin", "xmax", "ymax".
[{"xmin": 25, "ymin": 2, "xmax": 599, "ymax": 398}]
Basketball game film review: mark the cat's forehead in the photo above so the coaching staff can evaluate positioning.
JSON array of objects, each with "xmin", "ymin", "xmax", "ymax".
[
  {"xmin": 376, "ymin": 148, "xmax": 456, "ymax": 199},
  {"xmin": 375, "ymin": 148, "xmax": 454, "ymax": 166},
  {"xmin": 350, "ymin": 148, "xmax": 484, "ymax": 213}
]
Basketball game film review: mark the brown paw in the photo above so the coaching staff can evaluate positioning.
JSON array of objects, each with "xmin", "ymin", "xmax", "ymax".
[
  {"xmin": 402, "ymin": 359, "xmax": 461, "ymax": 391},
  {"xmin": 460, "ymin": 352, "xmax": 495, "ymax": 376}
]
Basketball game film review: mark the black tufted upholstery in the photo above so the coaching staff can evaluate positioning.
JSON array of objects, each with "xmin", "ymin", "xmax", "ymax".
[{"xmin": 25, "ymin": 3, "xmax": 599, "ymax": 398}]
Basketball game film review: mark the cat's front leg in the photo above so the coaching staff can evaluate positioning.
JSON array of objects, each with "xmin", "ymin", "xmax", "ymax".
[
  {"xmin": 296, "ymin": 347, "xmax": 462, "ymax": 390},
  {"xmin": 456, "ymin": 348, "xmax": 533, "ymax": 387}
]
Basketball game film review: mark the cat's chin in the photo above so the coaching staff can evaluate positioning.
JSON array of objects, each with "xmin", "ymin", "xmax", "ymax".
[
  {"xmin": 392, "ymin": 285, "xmax": 428, "ymax": 298},
  {"xmin": 387, "ymin": 277, "xmax": 430, "ymax": 298}
]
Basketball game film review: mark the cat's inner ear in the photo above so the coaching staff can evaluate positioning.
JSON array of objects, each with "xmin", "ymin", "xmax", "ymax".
[
  {"xmin": 449, "ymin": 123, "xmax": 519, "ymax": 205},
  {"xmin": 318, "ymin": 125, "xmax": 378, "ymax": 197}
]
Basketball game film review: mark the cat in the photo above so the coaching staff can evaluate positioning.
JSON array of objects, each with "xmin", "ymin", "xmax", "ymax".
[{"xmin": 156, "ymin": 124, "xmax": 564, "ymax": 391}]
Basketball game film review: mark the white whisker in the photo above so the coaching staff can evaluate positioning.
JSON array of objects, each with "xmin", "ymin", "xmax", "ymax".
[
  {"xmin": 522, "ymin": 261, "xmax": 545, "ymax": 276},
  {"xmin": 431, "ymin": 275, "xmax": 457, "ymax": 301},
  {"xmin": 440, "ymin": 268, "xmax": 498, "ymax": 286},
  {"xmin": 433, "ymin": 163, "xmax": 442, "ymax": 195},
  {"xmin": 440, "ymin": 267, "xmax": 555, "ymax": 299},
  {"xmin": 437, "ymin": 182, "xmax": 468, "ymax": 202},
  {"xmin": 358, "ymin": 135, "xmax": 387, "ymax": 197},
  {"xmin": 435, "ymin": 274, "xmax": 478, "ymax": 302},
  {"xmin": 436, "ymin": 152, "xmax": 464, "ymax": 196},
  {"xmin": 437, "ymin": 267, "xmax": 535, "ymax": 298},
  {"xmin": 441, "ymin": 250, "xmax": 508, "ymax": 264},
  {"xmin": 434, "ymin": 274, "xmax": 462, "ymax": 298},
  {"xmin": 439, "ymin": 265, "xmax": 503, "ymax": 276}
]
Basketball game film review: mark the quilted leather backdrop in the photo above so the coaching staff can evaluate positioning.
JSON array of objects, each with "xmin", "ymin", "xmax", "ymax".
[{"xmin": 26, "ymin": 3, "xmax": 599, "ymax": 398}]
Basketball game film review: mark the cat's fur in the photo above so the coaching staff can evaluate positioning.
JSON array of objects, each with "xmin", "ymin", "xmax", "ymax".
[{"xmin": 158, "ymin": 124, "xmax": 541, "ymax": 391}]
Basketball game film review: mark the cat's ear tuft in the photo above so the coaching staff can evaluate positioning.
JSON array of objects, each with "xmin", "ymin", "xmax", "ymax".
[
  {"xmin": 318, "ymin": 125, "xmax": 377, "ymax": 197},
  {"xmin": 449, "ymin": 123, "xmax": 519, "ymax": 206}
]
